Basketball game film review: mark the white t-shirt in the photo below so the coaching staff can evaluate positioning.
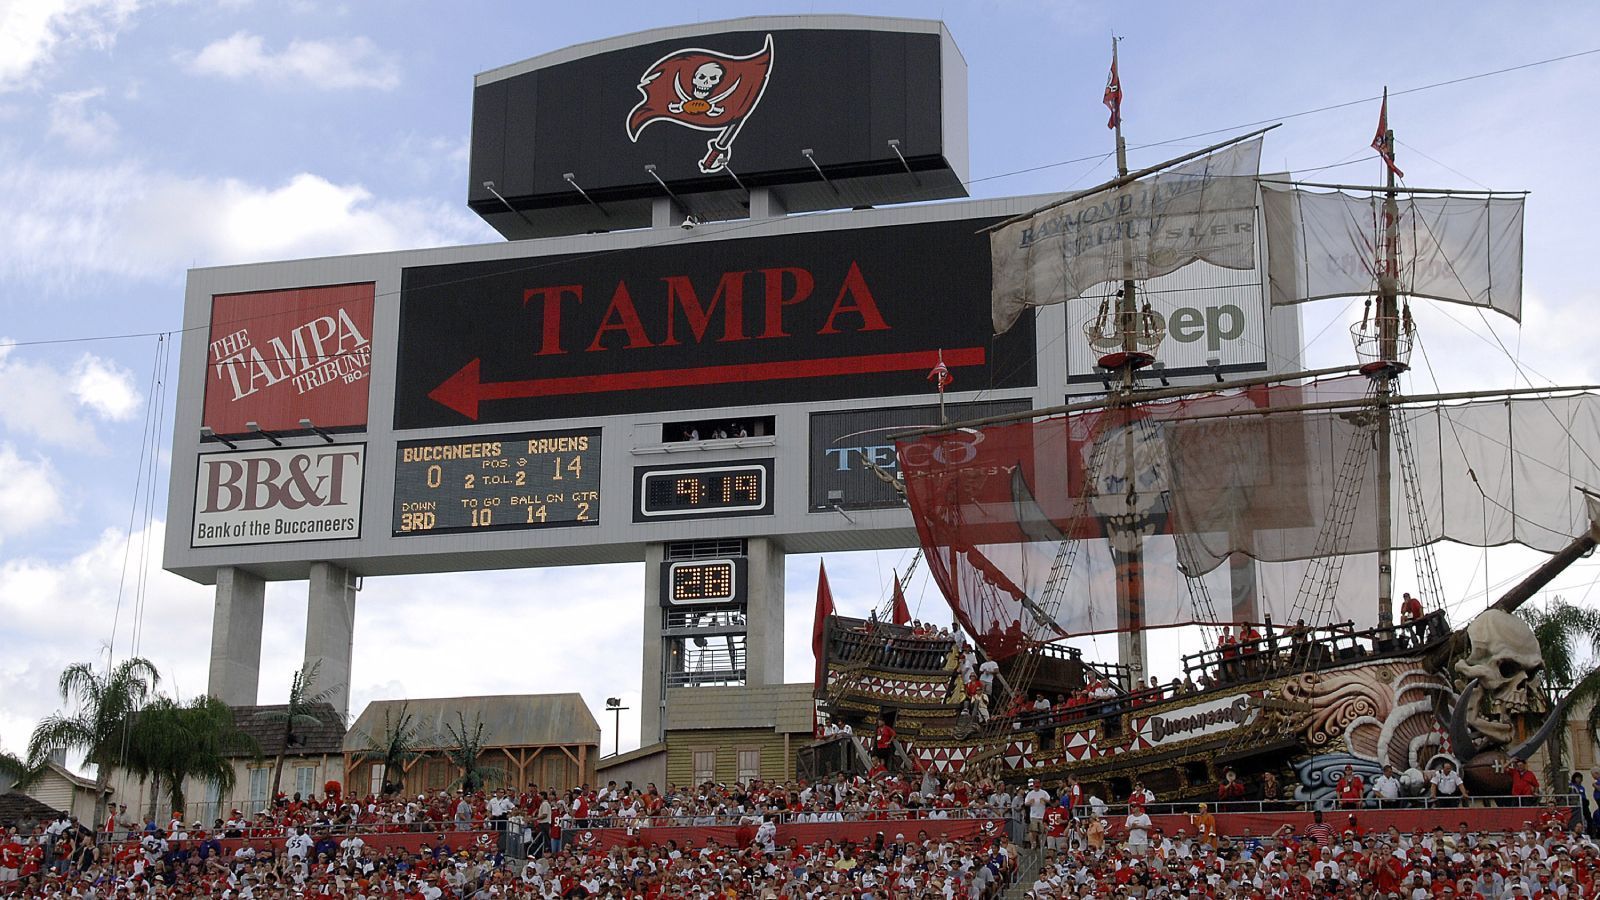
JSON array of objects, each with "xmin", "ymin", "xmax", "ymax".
[
  {"xmin": 1125, "ymin": 812, "xmax": 1151, "ymax": 846},
  {"xmin": 1431, "ymin": 770, "xmax": 1463, "ymax": 795},
  {"xmin": 1372, "ymin": 774, "xmax": 1402, "ymax": 799},
  {"xmin": 1024, "ymin": 788, "xmax": 1051, "ymax": 818}
]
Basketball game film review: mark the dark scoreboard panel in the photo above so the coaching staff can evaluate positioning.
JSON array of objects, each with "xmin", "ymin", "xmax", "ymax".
[
  {"xmin": 633, "ymin": 459, "xmax": 774, "ymax": 522},
  {"xmin": 393, "ymin": 429, "xmax": 601, "ymax": 536}
]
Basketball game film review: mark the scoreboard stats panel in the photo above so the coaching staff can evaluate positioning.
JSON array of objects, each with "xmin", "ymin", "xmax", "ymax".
[{"xmin": 393, "ymin": 429, "xmax": 601, "ymax": 536}]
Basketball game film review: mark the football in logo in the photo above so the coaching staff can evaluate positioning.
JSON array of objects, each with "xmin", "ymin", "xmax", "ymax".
[{"xmin": 626, "ymin": 34, "xmax": 774, "ymax": 174}]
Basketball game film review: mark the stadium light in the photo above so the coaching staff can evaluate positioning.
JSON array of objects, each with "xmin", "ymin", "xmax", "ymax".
[
  {"xmin": 298, "ymin": 418, "xmax": 335, "ymax": 443},
  {"xmin": 199, "ymin": 426, "xmax": 237, "ymax": 449},
  {"xmin": 245, "ymin": 421, "xmax": 283, "ymax": 446}
]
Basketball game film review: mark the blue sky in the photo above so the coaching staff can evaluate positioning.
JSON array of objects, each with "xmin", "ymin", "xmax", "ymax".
[{"xmin": 3, "ymin": 1, "xmax": 1600, "ymax": 761}]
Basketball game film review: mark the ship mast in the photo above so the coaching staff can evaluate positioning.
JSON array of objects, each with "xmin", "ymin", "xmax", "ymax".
[
  {"xmin": 1373, "ymin": 90, "xmax": 1401, "ymax": 630},
  {"xmin": 1107, "ymin": 36, "xmax": 1148, "ymax": 686}
]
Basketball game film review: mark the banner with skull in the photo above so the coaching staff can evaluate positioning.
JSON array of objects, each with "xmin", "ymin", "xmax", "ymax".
[{"xmin": 625, "ymin": 34, "xmax": 774, "ymax": 174}]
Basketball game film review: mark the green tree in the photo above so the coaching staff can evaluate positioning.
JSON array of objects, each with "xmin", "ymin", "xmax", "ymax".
[
  {"xmin": 27, "ymin": 658, "xmax": 160, "ymax": 827},
  {"xmin": 126, "ymin": 695, "xmax": 259, "ymax": 820},
  {"xmin": 254, "ymin": 662, "xmax": 340, "ymax": 802},
  {"xmin": 1519, "ymin": 597, "xmax": 1600, "ymax": 789},
  {"xmin": 0, "ymin": 748, "xmax": 42, "ymax": 792},
  {"xmin": 350, "ymin": 702, "xmax": 425, "ymax": 796},
  {"xmin": 440, "ymin": 712, "xmax": 503, "ymax": 794}
]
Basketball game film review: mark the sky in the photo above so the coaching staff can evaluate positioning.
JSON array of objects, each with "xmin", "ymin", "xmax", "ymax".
[{"xmin": 2, "ymin": 0, "xmax": 1600, "ymax": 769}]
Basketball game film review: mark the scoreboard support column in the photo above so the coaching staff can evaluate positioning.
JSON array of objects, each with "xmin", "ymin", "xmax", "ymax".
[
  {"xmin": 642, "ymin": 537, "xmax": 785, "ymax": 746},
  {"xmin": 207, "ymin": 566, "xmax": 265, "ymax": 706},
  {"xmin": 745, "ymin": 538, "xmax": 786, "ymax": 687},
  {"xmin": 305, "ymin": 562, "xmax": 358, "ymax": 719}
]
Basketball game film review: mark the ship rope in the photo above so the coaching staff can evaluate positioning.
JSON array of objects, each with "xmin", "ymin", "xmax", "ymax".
[
  {"xmin": 1392, "ymin": 403, "xmax": 1448, "ymax": 612},
  {"xmin": 1287, "ymin": 380, "xmax": 1382, "ymax": 628}
]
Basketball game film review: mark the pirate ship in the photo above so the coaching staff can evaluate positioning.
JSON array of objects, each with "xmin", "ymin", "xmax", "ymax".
[{"xmin": 810, "ymin": 68, "xmax": 1600, "ymax": 806}]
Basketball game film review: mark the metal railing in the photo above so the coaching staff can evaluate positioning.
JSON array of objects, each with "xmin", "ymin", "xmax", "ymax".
[{"xmin": 558, "ymin": 806, "xmax": 1015, "ymax": 830}]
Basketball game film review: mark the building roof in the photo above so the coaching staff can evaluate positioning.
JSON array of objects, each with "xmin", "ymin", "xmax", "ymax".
[
  {"xmin": 0, "ymin": 790, "xmax": 65, "ymax": 828},
  {"xmin": 344, "ymin": 694, "xmax": 600, "ymax": 753},
  {"xmin": 665, "ymin": 683, "xmax": 815, "ymax": 733},
  {"xmin": 232, "ymin": 702, "xmax": 346, "ymax": 757}
]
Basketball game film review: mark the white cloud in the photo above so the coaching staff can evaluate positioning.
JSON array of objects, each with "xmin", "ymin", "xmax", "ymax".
[
  {"xmin": 0, "ymin": 0, "xmax": 139, "ymax": 91},
  {"xmin": 0, "ymin": 348, "xmax": 102, "ymax": 447},
  {"xmin": 0, "ymin": 346, "xmax": 143, "ymax": 447},
  {"xmin": 71, "ymin": 354, "xmax": 140, "ymax": 420},
  {"xmin": 187, "ymin": 31, "xmax": 399, "ymax": 90},
  {"xmin": 0, "ymin": 156, "xmax": 494, "ymax": 285},
  {"xmin": 48, "ymin": 87, "xmax": 118, "ymax": 153},
  {"xmin": 0, "ymin": 444, "xmax": 65, "ymax": 542}
]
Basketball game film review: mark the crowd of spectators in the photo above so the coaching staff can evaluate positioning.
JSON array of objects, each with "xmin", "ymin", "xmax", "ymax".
[{"xmin": 3, "ymin": 768, "xmax": 1596, "ymax": 898}]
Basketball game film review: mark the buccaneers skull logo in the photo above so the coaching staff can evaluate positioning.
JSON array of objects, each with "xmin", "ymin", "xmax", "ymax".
[{"xmin": 626, "ymin": 34, "xmax": 774, "ymax": 174}]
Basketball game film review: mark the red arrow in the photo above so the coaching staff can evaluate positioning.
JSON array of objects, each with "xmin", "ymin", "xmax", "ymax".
[{"xmin": 428, "ymin": 347, "xmax": 988, "ymax": 421}]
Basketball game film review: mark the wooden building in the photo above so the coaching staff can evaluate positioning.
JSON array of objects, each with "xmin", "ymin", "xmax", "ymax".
[{"xmin": 344, "ymin": 694, "xmax": 599, "ymax": 795}]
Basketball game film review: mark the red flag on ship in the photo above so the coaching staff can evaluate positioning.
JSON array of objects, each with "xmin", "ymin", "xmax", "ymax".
[
  {"xmin": 891, "ymin": 571, "xmax": 911, "ymax": 626},
  {"xmin": 1371, "ymin": 87, "xmax": 1404, "ymax": 179},
  {"xmin": 812, "ymin": 560, "xmax": 836, "ymax": 686},
  {"xmin": 927, "ymin": 350, "xmax": 953, "ymax": 393},
  {"xmin": 1103, "ymin": 40, "xmax": 1122, "ymax": 130}
]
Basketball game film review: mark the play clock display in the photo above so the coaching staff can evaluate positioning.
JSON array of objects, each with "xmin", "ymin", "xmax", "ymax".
[
  {"xmin": 392, "ymin": 428, "xmax": 601, "ymax": 535},
  {"xmin": 634, "ymin": 459, "xmax": 774, "ymax": 522},
  {"xmin": 660, "ymin": 558, "xmax": 748, "ymax": 606}
]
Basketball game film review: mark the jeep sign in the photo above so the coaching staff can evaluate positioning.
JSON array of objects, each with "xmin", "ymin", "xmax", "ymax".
[{"xmin": 192, "ymin": 445, "xmax": 365, "ymax": 547}]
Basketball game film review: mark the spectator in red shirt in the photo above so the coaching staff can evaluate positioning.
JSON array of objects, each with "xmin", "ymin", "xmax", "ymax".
[
  {"xmin": 1217, "ymin": 767, "xmax": 1247, "ymax": 810},
  {"xmin": 1511, "ymin": 758, "xmax": 1542, "ymax": 805},
  {"xmin": 1337, "ymin": 764, "xmax": 1366, "ymax": 809}
]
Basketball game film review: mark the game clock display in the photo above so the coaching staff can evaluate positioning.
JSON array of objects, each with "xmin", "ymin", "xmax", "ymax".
[
  {"xmin": 392, "ymin": 429, "xmax": 601, "ymax": 535},
  {"xmin": 634, "ymin": 459, "xmax": 774, "ymax": 522}
]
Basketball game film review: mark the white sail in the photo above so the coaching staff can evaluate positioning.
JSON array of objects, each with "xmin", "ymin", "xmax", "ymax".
[
  {"xmin": 1261, "ymin": 183, "xmax": 1524, "ymax": 321},
  {"xmin": 990, "ymin": 137, "xmax": 1263, "ymax": 334}
]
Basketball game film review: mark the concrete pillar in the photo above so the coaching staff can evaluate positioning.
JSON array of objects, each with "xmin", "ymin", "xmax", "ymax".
[
  {"xmin": 207, "ymin": 566, "xmax": 265, "ymax": 706},
  {"xmin": 305, "ymin": 562, "xmax": 357, "ymax": 720},
  {"xmin": 748, "ymin": 187, "xmax": 788, "ymax": 220},
  {"xmin": 744, "ymin": 537, "xmax": 786, "ymax": 686},
  {"xmin": 640, "ymin": 543, "xmax": 667, "ymax": 745}
]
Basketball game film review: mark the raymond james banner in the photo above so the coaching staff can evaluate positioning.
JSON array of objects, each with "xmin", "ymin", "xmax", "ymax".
[{"xmin": 192, "ymin": 444, "xmax": 365, "ymax": 547}]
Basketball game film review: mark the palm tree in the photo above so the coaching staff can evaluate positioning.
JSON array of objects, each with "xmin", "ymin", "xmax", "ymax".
[
  {"xmin": 440, "ymin": 712, "xmax": 503, "ymax": 793},
  {"xmin": 27, "ymin": 658, "xmax": 160, "ymax": 827},
  {"xmin": 254, "ymin": 662, "xmax": 339, "ymax": 801},
  {"xmin": 0, "ymin": 747, "xmax": 42, "ymax": 793},
  {"xmin": 350, "ymin": 701, "xmax": 425, "ymax": 796},
  {"xmin": 127, "ymin": 696, "xmax": 260, "ymax": 820},
  {"xmin": 1519, "ymin": 597, "xmax": 1600, "ymax": 789}
]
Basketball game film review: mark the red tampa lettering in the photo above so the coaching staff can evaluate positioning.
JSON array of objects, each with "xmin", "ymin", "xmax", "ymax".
[
  {"xmin": 201, "ymin": 450, "xmax": 361, "ymax": 513},
  {"xmin": 523, "ymin": 263, "xmax": 889, "ymax": 355}
]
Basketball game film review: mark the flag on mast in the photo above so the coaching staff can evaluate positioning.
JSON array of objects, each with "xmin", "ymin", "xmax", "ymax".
[
  {"xmin": 812, "ymin": 561, "xmax": 836, "ymax": 686},
  {"xmin": 1103, "ymin": 39, "xmax": 1122, "ymax": 129},
  {"xmin": 927, "ymin": 350, "xmax": 952, "ymax": 393},
  {"xmin": 891, "ymin": 570, "xmax": 911, "ymax": 626},
  {"xmin": 1371, "ymin": 87, "xmax": 1404, "ymax": 178}
]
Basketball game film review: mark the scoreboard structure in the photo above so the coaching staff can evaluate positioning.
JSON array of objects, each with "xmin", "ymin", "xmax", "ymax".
[{"xmin": 164, "ymin": 16, "xmax": 1303, "ymax": 736}]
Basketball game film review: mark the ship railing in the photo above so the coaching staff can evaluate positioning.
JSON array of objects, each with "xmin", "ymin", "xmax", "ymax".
[
  {"xmin": 827, "ymin": 621, "xmax": 959, "ymax": 675},
  {"xmin": 1178, "ymin": 611, "xmax": 1448, "ymax": 689}
]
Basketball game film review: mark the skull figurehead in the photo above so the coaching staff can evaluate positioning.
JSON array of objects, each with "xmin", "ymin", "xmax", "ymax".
[
  {"xmin": 691, "ymin": 62, "xmax": 724, "ymax": 99},
  {"xmin": 1454, "ymin": 609, "xmax": 1546, "ymax": 746}
]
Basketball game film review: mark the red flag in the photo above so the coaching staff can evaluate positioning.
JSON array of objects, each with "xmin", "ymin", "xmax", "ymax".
[
  {"xmin": 891, "ymin": 571, "xmax": 911, "ymax": 626},
  {"xmin": 1371, "ymin": 88, "xmax": 1404, "ymax": 179},
  {"xmin": 626, "ymin": 34, "xmax": 774, "ymax": 174},
  {"xmin": 812, "ymin": 560, "xmax": 836, "ymax": 685},
  {"xmin": 927, "ymin": 349, "xmax": 953, "ymax": 393},
  {"xmin": 1103, "ymin": 41, "xmax": 1122, "ymax": 130}
]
